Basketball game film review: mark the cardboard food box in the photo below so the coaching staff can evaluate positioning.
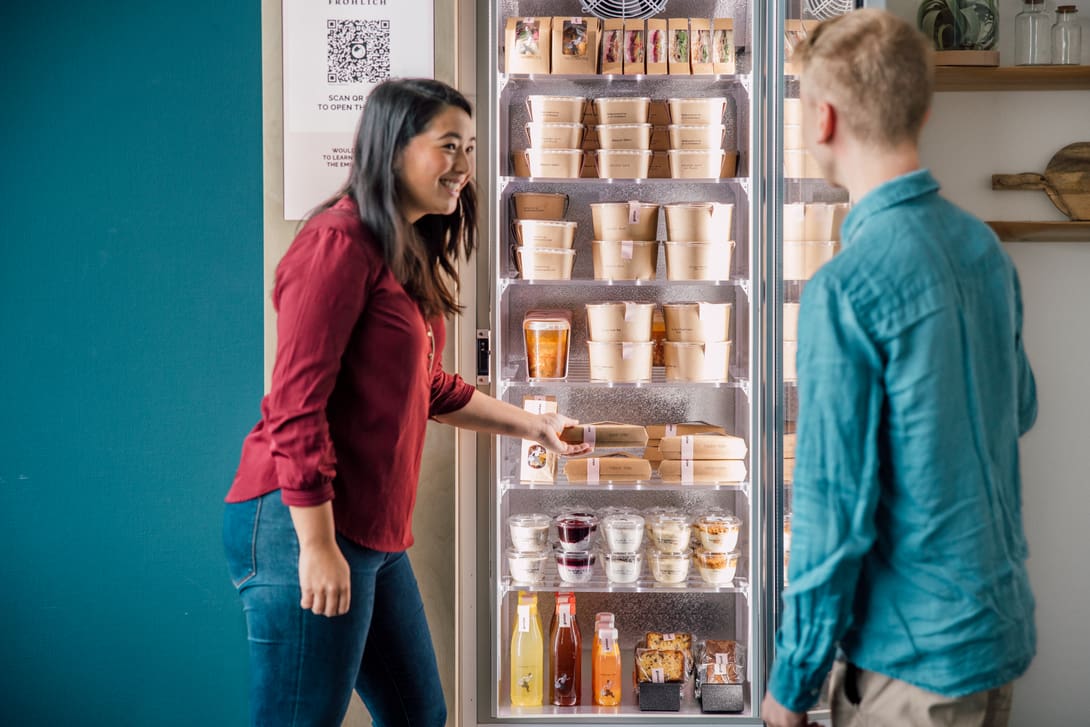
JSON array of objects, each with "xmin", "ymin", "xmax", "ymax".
[
  {"xmin": 784, "ymin": 19, "xmax": 820, "ymax": 75},
  {"xmin": 560, "ymin": 422, "xmax": 649, "ymax": 447},
  {"xmin": 659, "ymin": 458, "xmax": 748, "ymax": 484},
  {"xmin": 552, "ymin": 17, "xmax": 601, "ymax": 75},
  {"xmin": 659, "ymin": 434, "xmax": 748, "ymax": 460},
  {"xmin": 712, "ymin": 19, "xmax": 736, "ymax": 75},
  {"xmin": 601, "ymin": 18, "xmax": 624, "ymax": 74},
  {"xmin": 520, "ymin": 396, "xmax": 558, "ymax": 483},
  {"xmin": 646, "ymin": 19, "xmax": 668, "ymax": 74},
  {"xmin": 623, "ymin": 19, "xmax": 646, "ymax": 75},
  {"xmin": 564, "ymin": 452, "xmax": 653, "ymax": 483},
  {"xmin": 690, "ymin": 18, "xmax": 714, "ymax": 75},
  {"xmin": 505, "ymin": 17, "xmax": 551, "ymax": 75},
  {"xmin": 646, "ymin": 422, "xmax": 727, "ymax": 440},
  {"xmin": 668, "ymin": 18, "xmax": 691, "ymax": 74}
]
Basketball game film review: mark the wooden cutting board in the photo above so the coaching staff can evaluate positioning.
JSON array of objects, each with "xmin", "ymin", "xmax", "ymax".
[{"xmin": 993, "ymin": 142, "xmax": 1090, "ymax": 221}]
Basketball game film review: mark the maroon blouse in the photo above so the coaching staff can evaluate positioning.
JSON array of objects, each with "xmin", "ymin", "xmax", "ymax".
[{"xmin": 226, "ymin": 196, "xmax": 475, "ymax": 551}]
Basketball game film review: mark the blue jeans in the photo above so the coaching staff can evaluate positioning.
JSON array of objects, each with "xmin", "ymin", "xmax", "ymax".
[{"xmin": 224, "ymin": 491, "xmax": 447, "ymax": 726}]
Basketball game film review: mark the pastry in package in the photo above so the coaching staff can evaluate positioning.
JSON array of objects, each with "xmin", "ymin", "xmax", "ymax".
[
  {"xmin": 668, "ymin": 18, "xmax": 690, "ymax": 74},
  {"xmin": 505, "ymin": 17, "xmax": 551, "ymax": 75},
  {"xmin": 700, "ymin": 640, "xmax": 745, "ymax": 684},
  {"xmin": 552, "ymin": 17, "xmax": 601, "ymax": 75},
  {"xmin": 635, "ymin": 648, "xmax": 685, "ymax": 683},
  {"xmin": 623, "ymin": 19, "xmax": 645, "ymax": 75},
  {"xmin": 646, "ymin": 631, "xmax": 693, "ymax": 653}
]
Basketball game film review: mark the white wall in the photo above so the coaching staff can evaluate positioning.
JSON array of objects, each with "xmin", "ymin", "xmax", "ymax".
[{"xmin": 888, "ymin": 1, "xmax": 1090, "ymax": 723}]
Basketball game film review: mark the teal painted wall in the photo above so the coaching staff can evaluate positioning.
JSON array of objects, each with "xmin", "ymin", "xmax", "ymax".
[{"xmin": 0, "ymin": 2, "xmax": 260, "ymax": 724}]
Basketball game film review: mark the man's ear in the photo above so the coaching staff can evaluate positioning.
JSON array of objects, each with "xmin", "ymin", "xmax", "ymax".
[{"xmin": 816, "ymin": 101, "xmax": 836, "ymax": 145}]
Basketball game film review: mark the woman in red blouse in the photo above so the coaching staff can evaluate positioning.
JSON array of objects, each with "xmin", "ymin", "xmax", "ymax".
[{"xmin": 224, "ymin": 79, "xmax": 589, "ymax": 726}]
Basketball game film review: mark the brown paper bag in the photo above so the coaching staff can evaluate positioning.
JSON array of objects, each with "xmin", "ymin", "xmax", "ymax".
[
  {"xmin": 560, "ymin": 422, "xmax": 649, "ymax": 447},
  {"xmin": 601, "ymin": 19, "xmax": 624, "ymax": 74},
  {"xmin": 623, "ymin": 19, "xmax": 646, "ymax": 75},
  {"xmin": 564, "ymin": 452, "xmax": 653, "ymax": 483},
  {"xmin": 659, "ymin": 458, "xmax": 748, "ymax": 484},
  {"xmin": 784, "ymin": 20, "xmax": 820, "ymax": 75},
  {"xmin": 646, "ymin": 19, "xmax": 668, "ymax": 74},
  {"xmin": 646, "ymin": 422, "xmax": 727, "ymax": 440},
  {"xmin": 668, "ymin": 18, "xmax": 691, "ymax": 75},
  {"xmin": 713, "ymin": 19, "xmax": 736, "ymax": 74},
  {"xmin": 658, "ymin": 434, "xmax": 748, "ymax": 460},
  {"xmin": 690, "ymin": 19, "xmax": 714, "ymax": 75},
  {"xmin": 506, "ymin": 17, "xmax": 551, "ymax": 75},
  {"xmin": 552, "ymin": 17, "xmax": 601, "ymax": 75}
]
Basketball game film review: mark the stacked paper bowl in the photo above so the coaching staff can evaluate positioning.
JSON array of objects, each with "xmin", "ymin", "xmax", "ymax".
[
  {"xmin": 590, "ymin": 201, "xmax": 660, "ymax": 281},
  {"xmin": 664, "ymin": 97, "xmax": 736, "ymax": 179},
  {"xmin": 511, "ymin": 191, "xmax": 576, "ymax": 281},
  {"xmin": 585, "ymin": 301, "xmax": 656, "ymax": 383},
  {"xmin": 783, "ymin": 98, "xmax": 822, "ymax": 179},
  {"xmin": 521, "ymin": 95, "xmax": 586, "ymax": 179},
  {"xmin": 593, "ymin": 97, "xmax": 652, "ymax": 179},
  {"xmin": 662, "ymin": 202, "xmax": 735, "ymax": 281},
  {"xmin": 662, "ymin": 302, "xmax": 733, "ymax": 382}
]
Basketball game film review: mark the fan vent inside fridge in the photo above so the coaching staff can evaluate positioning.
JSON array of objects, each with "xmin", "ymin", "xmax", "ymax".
[
  {"xmin": 803, "ymin": 0, "xmax": 855, "ymax": 21},
  {"xmin": 580, "ymin": 0, "xmax": 668, "ymax": 20}
]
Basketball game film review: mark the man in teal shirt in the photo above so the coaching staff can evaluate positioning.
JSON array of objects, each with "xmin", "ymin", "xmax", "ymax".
[{"xmin": 762, "ymin": 10, "xmax": 1038, "ymax": 727}]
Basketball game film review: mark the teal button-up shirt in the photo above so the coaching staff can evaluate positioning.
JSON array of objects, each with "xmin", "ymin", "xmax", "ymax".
[{"xmin": 768, "ymin": 170, "xmax": 1038, "ymax": 712}]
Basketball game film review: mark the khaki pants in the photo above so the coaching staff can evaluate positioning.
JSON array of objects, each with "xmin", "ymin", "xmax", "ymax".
[{"xmin": 830, "ymin": 661, "xmax": 1013, "ymax": 727}]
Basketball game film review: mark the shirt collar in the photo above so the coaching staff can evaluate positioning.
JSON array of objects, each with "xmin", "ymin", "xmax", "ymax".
[{"xmin": 840, "ymin": 169, "xmax": 940, "ymax": 245}]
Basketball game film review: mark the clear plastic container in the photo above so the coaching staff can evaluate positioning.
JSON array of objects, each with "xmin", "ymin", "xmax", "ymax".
[
  {"xmin": 508, "ymin": 513, "xmax": 552, "ymax": 551},
  {"xmin": 693, "ymin": 513, "xmax": 742, "ymax": 553},
  {"xmin": 601, "ymin": 513, "xmax": 646, "ymax": 553},
  {"xmin": 555, "ymin": 513, "xmax": 599, "ymax": 551},
  {"xmin": 507, "ymin": 548, "xmax": 549, "ymax": 583},
  {"xmin": 602, "ymin": 550, "xmax": 642, "ymax": 583},
  {"xmin": 693, "ymin": 548, "xmax": 739, "ymax": 585},
  {"xmin": 648, "ymin": 547, "xmax": 692, "ymax": 584},
  {"xmin": 524, "ymin": 310, "xmax": 571, "ymax": 379},
  {"xmin": 555, "ymin": 549, "xmax": 597, "ymax": 583},
  {"xmin": 648, "ymin": 513, "xmax": 692, "ymax": 552}
]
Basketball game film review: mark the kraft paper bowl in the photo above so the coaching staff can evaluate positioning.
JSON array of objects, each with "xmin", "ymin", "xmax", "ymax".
[
  {"xmin": 667, "ymin": 149, "xmax": 726, "ymax": 179},
  {"xmin": 590, "ymin": 201, "xmax": 660, "ymax": 241},
  {"xmin": 595, "ymin": 149, "xmax": 653, "ymax": 179},
  {"xmin": 513, "ymin": 192, "xmax": 569, "ymax": 220},
  {"xmin": 666, "ymin": 124, "xmax": 726, "ymax": 150},
  {"xmin": 525, "ymin": 148, "xmax": 584, "ymax": 178},
  {"xmin": 783, "ymin": 124, "xmax": 804, "ymax": 150},
  {"xmin": 664, "ymin": 240, "xmax": 735, "ymax": 281},
  {"xmin": 525, "ymin": 122, "xmax": 585, "ymax": 149},
  {"xmin": 663, "ymin": 302, "xmax": 732, "ymax": 343},
  {"xmin": 784, "ymin": 97, "xmax": 802, "ymax": 124},
  {"xmin": 587, "ymin": 341, "xmax": 654, "ymax": 383},
  {"xmin": 595, "ymin": 123, "xmax": 653, "ymax": 150},
  {"xmin": 783, "ymin": 303, "xmax": 800, "ymax": 342},
  {"xmin": 585, "ymin": 302, "xmax": 655, "ymax": 342},
  {"xmin": 805, "ymin": 203, "xmax": 850, "ymax": 241},
  {"xmin": 783, "ymin": 340, "xmax": 798, "ymax": 381},
  {"xmin": 783, "ymin": 240, "xmax": 839, "ymax": 280},
  {"xmin": 593, "ymin": 96, "xmax": 651, "ymax": 124},
  {"xmin": 526, "ymin": 95, "xmax": 586, "ymax": 123},
  {"xmin": 515, "ymin": 246, "xmax": 576, "ymax": 281},
  {"xmin": 667, "ymin": 97, "xmax": 728, "ymax": 125},
  {"xmin": 664, "ymin": 202, "xmax": 734, "ymax": 241},
  {"xmin": 591, "ymin": 239, "xmax": 659, "ymax": 281},
  {"xmin": 513, "ymin": 219, "xmax": 578, "ymax": 249},
  {"xmin": 784, "ymin": 149, "xmax": 823, "ymax": 179},
  {"xmin": 664, "ymin": 341, "xmax": 732, "ymax": 382}
]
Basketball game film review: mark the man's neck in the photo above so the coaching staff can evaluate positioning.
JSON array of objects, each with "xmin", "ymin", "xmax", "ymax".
[{"xmin": 837, "ymin": 142, "xmax": 922, "ymax": 203}]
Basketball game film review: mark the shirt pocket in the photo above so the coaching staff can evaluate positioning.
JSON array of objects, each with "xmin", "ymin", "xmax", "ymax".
[{"xmin": 223, "ymin": 498, "xmax": 262, "ymax": 589}]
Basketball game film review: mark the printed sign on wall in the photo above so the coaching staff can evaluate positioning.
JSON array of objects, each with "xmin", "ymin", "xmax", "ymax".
[{"xmin": 282, "ymin": 0, "xmax": 434, "ymax": 219}]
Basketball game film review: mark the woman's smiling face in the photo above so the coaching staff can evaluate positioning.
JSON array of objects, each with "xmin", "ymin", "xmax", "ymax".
[{"xmin": 397, "ymin": 105, "xmax": 475, "ymax": 223}]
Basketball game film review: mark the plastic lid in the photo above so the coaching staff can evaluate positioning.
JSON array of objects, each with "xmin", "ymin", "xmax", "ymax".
[
  {"xmin": 602, "ymin": 512, "xmax": 646, "ymax": 528},
  {"xmin": 648, "ymin": 546, "xmax": 693, "ymax": 559},
  {"xmin": 508, "ymin": 513, "xmax": 552, "ymax": 528},
  {"xmin": 516, "ymin": 219, "xmax": 577, "ymax": 227},
  {"xmin": 506, "ymin": 546, "xmax": 549, "ymax": 557},
  {"xmin": 696, "ymin": 513, "xmax": 742, "ymax": 528}
]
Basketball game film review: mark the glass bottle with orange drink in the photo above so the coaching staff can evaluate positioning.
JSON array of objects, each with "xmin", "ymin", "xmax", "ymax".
[{"xmin": 592, "ymin": 612, "xmax": 622, "ymax": 706}]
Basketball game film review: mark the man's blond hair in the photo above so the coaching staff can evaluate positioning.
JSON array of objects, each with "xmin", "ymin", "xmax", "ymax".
[{"xmin": 792, "ymin": 9, "xmax": 934, "ymax": 148}]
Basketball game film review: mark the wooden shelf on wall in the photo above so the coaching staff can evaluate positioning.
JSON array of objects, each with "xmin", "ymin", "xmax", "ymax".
[
  {"xmin": 935, "ymin": 65, "xmax": 1090, "ymax": 92},
  {"xmin": 987, "ymin": 221, "xmax": 1090, "ymax": 242}
]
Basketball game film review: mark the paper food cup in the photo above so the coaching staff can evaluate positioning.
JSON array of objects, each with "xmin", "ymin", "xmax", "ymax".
[
  {"xmin": 590, "ymin": 202, "xmax": 660, "ymax": 241},
  {"xmin": 587, "ymin": 341, "xmax": 654, "ymax": 383},
  {"xmin": 596, "ymin": 149, "xmax": 653, "ymax": 179},
  {"xmin": 525, "ymin": 122, "xmax": 585, "ymax": 149},
  {"xmin": 664, "ymin": 202, "xmax": 733, "ymax": 242},
  {"xmin": 783, "ymin": 203, "xmax": 806, "ymax": 242},
  {"xmin": 783, "ymin": 241, "xmax": 839, "ymax": 280},
  {"xmin": 526, "ymin": 148, "xmax": 583, "ymax": 178},
  {"xmin": 664, "ymin": 341, "xmax": 732, "ymax": 382},
  {"xmin": 784, "ymin": 149, "xmax": 823, "ymax": 179},
  {"xmin": 666, "ymin": 124, "xmax": 726, "ymax": 150},
  {"xmin": 592, "ymin": 240, "xmax": 659, "ymax": 281},
  {"xmin": 664, "ymin": 241, "xmax": 735, "ymax": 281},
  {"xmin": 513, "ymin": 192, "xmax": 569, "ymax": 220},
  {"xmin": 784, "ymin": 98, "xmax": 802, "ymax": 124},
  {"xmin": 513, "ymin": 219, "xmax": 577, "ymax": 248},
  {"xmin": 783, "ymin": 303, "xmax": 800, "ymax": 342},
  {"xmin": 663, "ymin": 302, "xmax": 732, "ymax": 343},
  {"xmin": 668, "ymin": 149, "xmax": 727, "ymax": 179},
  {"xmin": 586, "ymin": 302, "xmax": 655, "ymax": 342},
  {"xmin": 803, "ymin": 203, "xmax": 850, "ymax": 241},
  {"xmin": 595, "ymin": 123, "xmax": 653, "ymax": 150},
  {"xmin": 594, "ymin": 96, "xmax": 651, "ymax": 124},
  {"xmin": 783, "ymin": 124, "xmax": 804, "ymax": 150},
  {"xmin": 516, "ymin": 246, "xmax": 576, "ymax": 280},
  {"xmin": 667, "ymin": 97, "xmax": 728, "ymax": 125},
  {"xmin": 783, "ymin": 340, "xmax": 797, "ymax": 380},
  {"xmin": 527, "ymin": 95, "xmax": 586, "ymax": 123}
]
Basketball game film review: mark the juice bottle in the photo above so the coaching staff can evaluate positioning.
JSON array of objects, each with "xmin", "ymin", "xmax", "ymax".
[
  {"xmin": 592, "ymin": 614, "xmax": 622, "ymax": 706},
  {"xmin": 549, "ymin": 592, "xmax": 582, "ymax": 706},
  {"xmin": 510, "ymin": 592, "xmax": 544, "ymax": 706}
]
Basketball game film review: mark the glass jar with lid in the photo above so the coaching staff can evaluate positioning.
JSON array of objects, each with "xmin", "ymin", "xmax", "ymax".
[
  {"xmin": 1015, "ymin": 0, "xmax": 1051, "ymax": 65},
  {"xmin": 1051, "ymin": 5, "xmax": 1082, "ymax": 64}
]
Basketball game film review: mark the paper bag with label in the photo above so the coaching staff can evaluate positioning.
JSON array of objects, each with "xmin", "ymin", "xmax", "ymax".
[
  {"xmin": 659, "ymin": 458, "xmax": 748, "ymax": 484},
  {"xmin": 520, "ymin": 396, "xmax": 558, "ymax": 483},
  {"xmin": 646, "ymin": 422, "xmax": 727, "ymax": 440},
  {"xmin": 601, "ymin": 19, "xmax": 624, "ymax": 74},
  {"xmin": 552, "ymin": 17, "xmax": 601, "ymax": 75},
  {"xmin": 506, "ymin": 17, "xmax": 551, "ymax": 75},
  {"xmin": 560, "ymin": 422, "xmax": 649, "ymax": 447},
  {"xmin": 712, "ymin": 19, "xmax": 736, "ymax": 74},
  {"xmin": 658, "ymin": 434, "xmax": 748, "ymax": 460},
  {"xmin": 646, "ymin": 19, "xmax": 668, "ymax": 74},
  {"xmin": 564, "ymin": 452, "xmax": 653, "ymax": 483}
]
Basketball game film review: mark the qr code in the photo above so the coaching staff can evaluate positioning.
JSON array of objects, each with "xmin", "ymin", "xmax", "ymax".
[{"xmin": 327, "ymin": 19, "xmax": 390, "ymax": 84}]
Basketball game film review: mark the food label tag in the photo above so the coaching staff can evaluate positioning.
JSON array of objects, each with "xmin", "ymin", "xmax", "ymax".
[
  {"xmin": 518, "ymin": 605, "xmax": 531, "ymax": 632},
  {"xmin": 559, "ymin": 603, "xmax": 571, "ymax": 627},
  {"xmin": 624, "ymin": 301, "xmax": 636, "ymax": 321},
  {"xmin": 584, "ymin": 425, "xmax": 596, "ymax": 448},
  {"xmin": 587, "ymin": 457, "xmax": 600, "ymax": 484},
  {"xmin": 599, "ymin": 629, "xmax": 613, "ymax": 652},
  {"xmin": 682, "ymin": 459, "xmax": 694, "ymax": 484},
  {"xmin": 665, "ymin": 424, "xmax": 677, "ymax": 437},
  {"xmin": 663, "ymin": 632, "xmax": 675, "ymax": 641},
  {"xmin": 714, "ymin": 653, "xmax": 728, "ymax": 675},
  {"xmin": 621, "ymin": 240, "xmax": 634, "ymax": 260},
  {"xmin": 681, "ymin": 435, "xmax": 695, "ymax": 460},
  {"xmin": 651, "ymin": 667, "xmax": 665, "ymax": 683}
]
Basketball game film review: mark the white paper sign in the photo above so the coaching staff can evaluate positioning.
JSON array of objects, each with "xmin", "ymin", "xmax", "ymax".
[{"xmin": 282, "ymin": 0, "xmax": 434, "ymax": 219}]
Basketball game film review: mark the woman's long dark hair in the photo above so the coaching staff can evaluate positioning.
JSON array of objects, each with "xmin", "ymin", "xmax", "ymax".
[{"xmin": 308, "ymin": 78, "xmax": 478, "ymax": 319}]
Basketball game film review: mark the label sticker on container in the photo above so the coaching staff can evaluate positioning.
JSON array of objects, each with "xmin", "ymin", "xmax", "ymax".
[
  {"xmin": 587, "ymin": 457, "xmax": 601, "ymax": 484},
  {"xmin": 559, "ymin": 603, "xmax": 572, "ymax": 627},
  {"xmin": 518, "ymin": 605, "xmax": 531, "ymax": 632},
  {"xmin": 621, "ymin": 240, "xmax": 634, "ymax": 260},
  {"xmin": 584, "ymin": 425, "xmax": 596, "ymax": 448},
  {"xmin": 622, "ymin": 343, "xmax": 635, "ymax": 360},
  {"xmin": 624, "ymin": 301, "xmax": 636, "ymax": 321},
  {"xmin": 651, "ymin": 667, "xmax": 665, "ymax": 683},
  {"xmin": 698, "ymin": 301, "xmax": 714, "ymax": 322},
  {"xmin": 681, "ymin": 435, "xmax": 695, "ymax": 460},
  {"xmin": 682, "ymin": 459, "xmax": 695, "ymax": 484},
  {"xmin": 599, "ymin": 629, "xmax": 613, "ymax": 652},
  {"xmin": 714, "ymin": 653, "xmax": 729, "ymax": 675},
  {"xmin": 665, "ymin": 424, "xmax": 677, "ymax": 437},
  {"xmin": 628, "ymin": 200, "xmax": 641, "ymax": 224},
  {"xmin": 663, "ymin": 633, "xmax": 676, "ymax": 641}
]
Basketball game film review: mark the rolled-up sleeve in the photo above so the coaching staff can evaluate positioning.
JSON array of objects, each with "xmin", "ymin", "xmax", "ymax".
[
  {"xmin": 429, "ymin": 365, "xmax": 475, "ymax": 418},
  {"xmin": 264, "ymin": 228, "xmax": 372, "ymax": 507},
  {"xmin": 1012, "ymin": 270, "xmax": 1037, "ymax": 436},
  {"xmin": 768, "ymin": 274, "xmax": 885, "ymax": 712}
]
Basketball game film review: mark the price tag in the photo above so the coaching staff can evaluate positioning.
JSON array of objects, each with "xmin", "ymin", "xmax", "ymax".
[
  {"xmin": 665, "ymin": 424, "xmax": 677, "ymax": 437},
  {"xmin": 518, "ymin": 605, "xmax": 531, "ymax": 633},
  {"xmin": 628, "ymin": 200, "xmax": 641, "ymax": 224},
  {"xmin": 651, "ymin": 667, "xmax": 665, "ymax": 683},
  {"xmin": 714, "ymin": 653, "xmax": 728, "ymax": 675},
  {"xmin": 587, "ymin": 457, "xmax": 600, "ymax": 485},
  {"xmin": 584, "ymin": 425, "xmax": 596, "ymax": 448},
  {"xmin": 559, "ymin": 603, "xmax": 572, "ymax": 627},
  {"xmin": 621, "ymin": 240, "xmax": 634, "ymax": 260},
  {"xmin": 682, "ymin": 459, "xmax": 694, "ymax": 484},
  {"xmin": 681, "ymin": 435, "xmax": 695, "ymax": 461}
]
